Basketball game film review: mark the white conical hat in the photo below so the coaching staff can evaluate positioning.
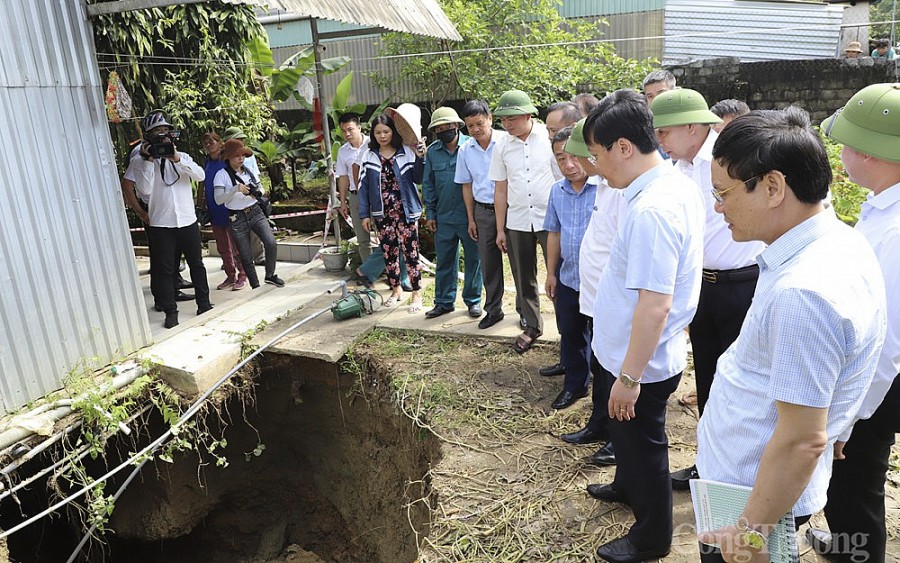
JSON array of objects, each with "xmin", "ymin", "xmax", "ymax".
[{"xmin": 385, "ymin": 103, "xmax": 422, "ymax": 146}]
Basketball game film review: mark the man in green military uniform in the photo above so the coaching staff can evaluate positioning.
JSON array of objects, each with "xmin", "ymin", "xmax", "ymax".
[{"xmin": 423, "ymin": 107, "xmax": 483, "ymax": 318}]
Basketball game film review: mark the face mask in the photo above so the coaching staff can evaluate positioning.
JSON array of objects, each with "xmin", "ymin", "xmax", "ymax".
[{"xmin": 436, "ymin": 128, "xmax": 458, "ymax": 144}]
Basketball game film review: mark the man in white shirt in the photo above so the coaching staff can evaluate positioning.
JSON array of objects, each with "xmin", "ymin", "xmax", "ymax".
[
  {"xmin": 489, "ymin": 89, "xmax": 556, "ymax": 353},
  {"xmin": 806, "ymin": 84, "xmax": 900, "ymax": 563},
  {"xmin": 696, "ymin": 108, "xmax": 886, "ymax": 563},
  {"xmin": 336, "ymin": 113, "xmax": 372, "ymax": 263},
  {"xmin": 583, "ymin": 90, "xmax": 704, "ymax": 563},
  {"xmin": 129, "ymin": 112, "xmax": 211, "ymax": 329},
  {"xmin": 650, "ymin": 89, "xmax": 766, "ymax": 489}
]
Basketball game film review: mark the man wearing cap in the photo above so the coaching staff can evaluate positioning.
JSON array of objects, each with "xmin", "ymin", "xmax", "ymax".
[
  {"xmin": 129, "ymin": 112, "xmax": 212, "ymax": 329},
  {"xmin": 457, "ymin": 100, "xmax": 510, "ymax": 330},
  {"xmin": 336, "ymin": 113, "xmax": 372, "ymax": 263},
  {"xmin": 805, "ymin": 84, "xmax": 900, "ymax": 563},
  {"xmin": 559, "ymin": 118, "xmax": 626, "ymax": 467},
  {"xmin": 843, "ymin": 41, "xmax": 864, "ymax": 59},
  {"xmin": 581, "ymin": 90, "xmax": 704, "ymax": 562},
  {"xmin": 696, "ymin": 107, "xmax": 885, "ymax": 563},
  {"xmin": 422, "ymin": 107, "xmax": 482, "ymax": 319},
  {"xmin": 651, "ymin": 89, "xmax": 766, "ymax": 490},
  {"xmin": 489, "ymin": 89, "xmax": 556, "ymax": 353},
  {"xmin": 871, "ymin": 38, "xmax": 896, "ymax": 60}
]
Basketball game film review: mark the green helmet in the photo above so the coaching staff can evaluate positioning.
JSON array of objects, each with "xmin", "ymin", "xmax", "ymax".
[
  {"xmin": 822, "ymin": 83, "xmax": 900, "ymax": 163},
  {"xmin": 428, "ymin": 107, "xmax": 464, "ymax": 130},
  {"xmin": 223, "ymin": 126, "xmax": 247, "ymax": 141},
  {"xmin": 494, "ymin": 89, "xmax": 538, "ymax": 116},
  {"xmin": 564, "ymin": 118, "xmax": 591, "ymax": 158},
  {"xmin": 650, "ymin": 88, "xmax": 722, "ymax": 129}
]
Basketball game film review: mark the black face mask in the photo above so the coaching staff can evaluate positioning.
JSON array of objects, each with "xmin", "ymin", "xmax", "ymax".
[{"xmin": 436, "ymin": 128, "xmax": 458, "ymax": 145}]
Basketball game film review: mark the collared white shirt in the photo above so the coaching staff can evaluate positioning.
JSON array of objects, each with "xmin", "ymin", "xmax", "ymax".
[
  {"xmin": 697, "ymin": 211, "xmax": 886, "ymax": 517},
  {"xmin": 456, "ymin": 130, "xmax": 507, "ymax": 204},
  {"xmin": 129, "ymin": 153, "xmax": 205, "ymax": 228},
  {"xmin": 488, "ymin": 122, "xmax": 556, "ymax": 231},
  {"xmin": 579, "ymin": 177, "xmax": 626, "ymax": 317},
  {"xmin": 335, "ymin": 135, "xmax": 370, "ymax": 191},
  {"xmin": 676, "ymin": 130, "xmax": 765, "ymax": 270},
  {"xmin": 592, "ymin": 162, "xmax": 705, "ymax": 383},
  {"xmin": 843, "ymin": 183, "xmax": 900, "ymax": 438}
]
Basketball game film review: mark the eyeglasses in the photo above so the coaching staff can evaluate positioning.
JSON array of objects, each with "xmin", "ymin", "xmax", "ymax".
[{"xmin": 710, "ymin": 174, "xmax": 764, "ymax": 203}]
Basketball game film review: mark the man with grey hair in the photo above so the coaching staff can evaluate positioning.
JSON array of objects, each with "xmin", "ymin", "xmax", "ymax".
[
  {"xmin": 641, "ymin": 69, "xmax": 676, "ymax": 103},
  {"xmin": 710, "ymin": 99, "xmax": 750, "ymax": 133}
]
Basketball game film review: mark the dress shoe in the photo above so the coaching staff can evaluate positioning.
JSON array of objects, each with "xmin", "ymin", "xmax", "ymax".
[
  {"xmin": 154, "ymin": 303, "xmax": 164, "ymax": 312},
  {"xmin": 671, "ymin": 464, "xmax": 699, "ymax": 491},
  {"xmin": 177, "ymin": 278, "xmax": 194, "ymax": 290},
  {"xmin": 467, "ymin": 303, "xmax": 483, "ymax": 318},
  {"xmin": 586, "ymin": 483, "xmax": 627, "ymax": 504},
  {"xmin": 596, "ymin": 536, "xmax": 670, "ymax": 563},
  {"xmin": 539, "ymin": 362, "xmax": 565, "ymax": 377},
  {"xmin": 806, "ymin": 528, "xmax": 838, "ymax": 557},
  {"xmin": 164, "ymin": 312, "xmax": 179, "ymax": 329},
  {"xmin": 478, "ymin": 313, "xmax": 504, "ymax": 329},
  {"xmin": 551, "ymin": 388, "xmax": 588, "ymax": 410},
  {"xmin": 175, "ymin": 291, "xmax": 194, "ymax": 302},
  {"xmin": 197, "ymin": 303, "xmax": 214, "ymax": 315},
  {"xmin": 560, "ymin": 426, "xmax": 607, "ymax": 445},
  {"xmin": 425, "ymin": 304, "xmax": 455, "ymax": 319},
  {"xmin": 589, "ymin": 442, "xmax": 617, "ymax": 466}
]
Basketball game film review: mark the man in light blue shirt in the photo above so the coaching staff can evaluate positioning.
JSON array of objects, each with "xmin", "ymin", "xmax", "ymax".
[
  {"xmin": 582, "ymin": 89, "xmax": 705, "ymax": 563},
  {"xmin": 696, "ymin": 108, "xmax": 886, "ymax": 563}
]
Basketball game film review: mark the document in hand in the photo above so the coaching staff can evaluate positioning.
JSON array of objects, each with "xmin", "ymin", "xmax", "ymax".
[{"xmin": 690, "ymin": 479, "xmax": 798, "ymax": 563}]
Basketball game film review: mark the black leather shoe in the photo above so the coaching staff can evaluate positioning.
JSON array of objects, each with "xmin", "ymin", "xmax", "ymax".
[
  {"xmin": 478, "ymin": 313, "xmax": 504, "ymax": 329},
  {"xmin": 154, "ymin": 303, "xmax": 164, "ymax": 312},
  {"xmin": 806, "ymin": 528, "xmax": 838, "ymax": 557},
  {"xmin": 425, "ymin": 304, "xmax": 455, "ymax": 319},
  {"xmin": 589, "ymin": 442, "xmax": 616, "ymax": 466},
  {"xmin": 560, "ymin": 426, "xmax": 606, "ymax": 445},
  {"xmin": 177, "ymin": 277, "xmax": 194, "ymax": 290},
  {"xmin": 175, "ymin": 291, "xmax": 194, "ymax": 302},
  {"xmin": 467, "ymin": 303, "xmax": 483, "ymax": 318},
  {"xmin": 586, "ymin": 483, "xmax": 627, "ymax": 504},
  {"xmin": 671, "ymin": 464, "xmax": 699, "ymax": 491},
  {"xmin": 596, "ymin": 536, "xmax": 670, "ymax": 563},
  {"xmin": 164, "ymin": 312, "xmax": 179, "ymax": 329},
  {"xmin": 551, "ymin": 388, "xmax": 588, "ymax": 410},
  {"xmin": 539, "ymin": 362, "xmax": 566, "ymax": 377},
  {"xmin": 197, "ymin": 303, "xmax": 213, "ymax": 315}
]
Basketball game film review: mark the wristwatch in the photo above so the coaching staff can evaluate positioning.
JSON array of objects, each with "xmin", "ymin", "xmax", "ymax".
[
  {"xmin": 618, "ymin": 372, "xmax": 641, "ymax": 389},
  {"xmin": 736, "ymin": 517, "xmax": 767, "ymax": 550}
]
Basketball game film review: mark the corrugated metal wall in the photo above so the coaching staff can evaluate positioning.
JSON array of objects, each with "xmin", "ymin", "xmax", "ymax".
[
  {"xmin": 0, "ymin": 0, "xmax": 151, "ymax": 414},
  {"xmin": 664, "ymin": 0, "xmax": 846, "ymax": 63},
  {"xmin": 271, "ymin": 10, "xmax": 664, "ymax": 108}
]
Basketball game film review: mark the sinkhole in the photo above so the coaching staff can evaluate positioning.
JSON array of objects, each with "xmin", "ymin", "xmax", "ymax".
[{"xmin": 1, "ymin": 354, "xmax": 441, "ymax": 563}]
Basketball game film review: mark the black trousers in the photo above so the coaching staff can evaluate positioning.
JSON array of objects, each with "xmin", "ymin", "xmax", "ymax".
[
  {"xmin": 586, "ymin": 354, "xmax": 610, "ymax": 438},
  {"xmin": 690, "ymin": 273, "xmax": 757, "ymax": 415},
  {"xmin": 823, "ymin": 374, "xmax": 900, "ymax": 563},
  {"xmin": 147, "ymin": 223, "xmax": 210, "ymax": 313},
  {"xmin": 699, "ymin": 515, "xmax": 810, "ymax": 562},
  {"xmin": 601, "ymin": 365, "xmax": 681, "ymax": 550},
  {"xmin": 555, "ymin": 282, "xmax": 590, "ymax": 393}
]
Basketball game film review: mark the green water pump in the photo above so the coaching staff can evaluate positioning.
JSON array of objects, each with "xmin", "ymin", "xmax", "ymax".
[{"xmin": 331, "ymin": 288, "xmax": 381, "ymax": 320}]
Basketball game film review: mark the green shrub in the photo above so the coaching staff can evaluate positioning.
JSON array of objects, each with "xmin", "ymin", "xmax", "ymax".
[{"xmin": 820, "ymin": 130, "xmax": 869, "ymax": 226}]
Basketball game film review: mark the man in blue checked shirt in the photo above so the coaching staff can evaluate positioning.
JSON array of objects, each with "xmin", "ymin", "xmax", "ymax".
[
  {"xmin": 542, "ymin": 127, "xmax": 596, "ymax": 411},
  {"xmin": 696, "ymin": 108, "xmax": 886, "ymax": 563}
]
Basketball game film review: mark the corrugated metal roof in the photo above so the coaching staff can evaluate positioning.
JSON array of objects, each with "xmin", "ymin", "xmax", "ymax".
[
  {"xmin": 664, "ymin": 0, "xmax": 845, "ymax": 63},
  {"xmin": 562, "ymin": 0, "xmax": 665, "ymax": 17},
  {"xmin": 0, "ymin": 0, "xmax": 152, "ymax": 414}
]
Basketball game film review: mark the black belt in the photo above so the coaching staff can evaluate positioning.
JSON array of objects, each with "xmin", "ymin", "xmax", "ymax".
[
  {"xmin": 228, "ymin": 206, "xmax": 255, "ymax": 216},
  {"xmin": 475, "ymin": 201, "xmax": 495, "ymax": 211},
  {"xmin": 702, "ymin": 264, "xmax": 759, "ymax": 284}
]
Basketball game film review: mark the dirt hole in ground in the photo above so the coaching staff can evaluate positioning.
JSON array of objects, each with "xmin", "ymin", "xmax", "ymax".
[{"xmin": 1, "ymin": 355, "xmax": 440, "ymax": 563}]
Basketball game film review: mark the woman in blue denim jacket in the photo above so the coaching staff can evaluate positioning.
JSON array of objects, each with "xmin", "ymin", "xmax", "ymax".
[{"xmin": 356, "ymin": 114, "xmax": 426, "ymax": 311}]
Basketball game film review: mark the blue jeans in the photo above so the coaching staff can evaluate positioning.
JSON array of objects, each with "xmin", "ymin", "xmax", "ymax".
[
  {"xmin": 433, "ymin": 222, "xmax": 482, "ymax": 308},
  {"xmin": 230, "ymin": 204, "xmax": 277, "ymax": 288},
  {"xmin": 358, "ymin": 247, "xmax": 410, "ymax": 287}
]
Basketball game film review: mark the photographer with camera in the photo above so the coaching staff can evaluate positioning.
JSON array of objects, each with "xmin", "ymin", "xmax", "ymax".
[
  {"xmin": 213, "ymin": 139, "xmax": 284, "ymax": 289},
  {"xmin": 128, "ymin": 112, "xmax": 212, "ymax": 329}
]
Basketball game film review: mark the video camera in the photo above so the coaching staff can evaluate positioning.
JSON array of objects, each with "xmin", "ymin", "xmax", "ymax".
[{"xmin": 145, "ymin": 130, "xmax": 180, "ymax": 158}]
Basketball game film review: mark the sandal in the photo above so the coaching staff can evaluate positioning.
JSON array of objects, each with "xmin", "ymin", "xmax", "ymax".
[
  {"xmin": 408, "ymin": 299, "xmax": 423, "ymax": 314},
  {"xmin": 384, "ymin": 294, "xmax": 400, "ymax": 308},
  {"xmin": 678, "ymin": 390, "xmax": 698, "ymax": 407},
  {"xmin": 513, "ymin": 327, "xmax": 542, "ymax": 354}
]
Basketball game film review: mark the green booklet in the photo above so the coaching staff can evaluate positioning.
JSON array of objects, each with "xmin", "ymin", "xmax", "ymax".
[{"xmin": 691, "ymin": 479, "xmax": 798, "ymax": 563}]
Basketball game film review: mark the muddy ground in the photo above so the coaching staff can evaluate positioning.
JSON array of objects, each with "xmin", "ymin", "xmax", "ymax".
[{"xmin": 350, "ymin": 329, "xmax": 900, "ymax": 562}]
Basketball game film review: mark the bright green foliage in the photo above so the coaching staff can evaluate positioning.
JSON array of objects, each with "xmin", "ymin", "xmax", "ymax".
[
  {"xmin": 820, "ymin": 129, "xmax": 869, "ymax": 226},
  {"xmin": 90, "ymin": 1, "xmax": 274, "ymax": 163},
  {"xmin": 373, "ymin": 0, "xmax": 655, "ymax": 108},
  {"xmin": 870, "ymin": 0, "xmax": 899, "ymax": 42}
]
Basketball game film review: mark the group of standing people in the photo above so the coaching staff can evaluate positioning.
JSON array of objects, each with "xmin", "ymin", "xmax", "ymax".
[{"xmin": 336, "ymin": 74, "xmax": 898, "ymax": 563}]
